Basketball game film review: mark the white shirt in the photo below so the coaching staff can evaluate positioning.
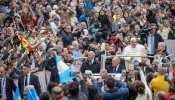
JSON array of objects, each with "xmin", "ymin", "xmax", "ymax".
[
  {"xmin": 24, "ymin": 72, "xmax": 31, "ymax": 88},
  {"xmin": 105, "ymin": 50, "xmax": 109, "ymax": 56},
  {"xmin": 114, "ymin": 65, "xmax": 119, "ymax": 72},
  {"xmin": 1, "ymin": 76, "xmax": 7, "ymax": 99}
]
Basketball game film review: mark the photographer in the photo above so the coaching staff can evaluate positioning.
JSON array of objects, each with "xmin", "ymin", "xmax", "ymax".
[
  {"xmin": 146, "ymin": 23, "xmax": 164, "ymax": 55},
  {"xmin": 140, "ymin": 54, "xmax": 155, "ymax": 75}
]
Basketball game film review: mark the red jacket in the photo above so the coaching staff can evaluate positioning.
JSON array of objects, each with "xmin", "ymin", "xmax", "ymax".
[{"xmin": 165, "ymin": 92, "xmax": 175, "ymax": 100}]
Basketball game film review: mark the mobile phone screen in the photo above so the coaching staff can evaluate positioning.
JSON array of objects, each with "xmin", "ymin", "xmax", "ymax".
[
  {"xmin": 164, "ymin": 73, "xmax": 169, "ymax": 80},
  {"xmin": 122, "ymin": 70, "xmax": 126, "ymax": 77},
  {"xmin": 134, "ymin": 60, "xmax": 139, "ymax": 70},
  {"xmin": 162, "ymin": 63, "xmax": 170, "ymax": 67}
]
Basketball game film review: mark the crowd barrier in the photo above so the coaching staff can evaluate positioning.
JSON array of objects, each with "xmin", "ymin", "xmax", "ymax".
[{"xmin": 164, "ymin": 40, "xmax": 175, "ymax": 60}]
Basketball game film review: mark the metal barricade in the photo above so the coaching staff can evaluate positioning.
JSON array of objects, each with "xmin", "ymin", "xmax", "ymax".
[
  {"xmin": 165, "ymin": 40, "xmax": 175, "ymax": 60},
  {"xmin": 101, "ymin": 55, "xmax": 155, "ymax": 70}
]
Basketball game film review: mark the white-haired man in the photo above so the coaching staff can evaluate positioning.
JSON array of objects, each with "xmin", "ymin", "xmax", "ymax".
[
  {"xmin": 123, "ymin": 38, "xmax": 146, "ymax": 70},
  {"xmin": 80, "ymin": 51, "xmax": 101, "ymax": 73}
]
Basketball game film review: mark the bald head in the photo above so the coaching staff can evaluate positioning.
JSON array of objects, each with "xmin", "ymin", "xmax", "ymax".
[
  {"xmin": 141, "ymin": 54, "xmax": 148, "ymax": 63},
  {"xmin": 130, "ymin": 38, "xmax": 137, "ymax": 48},
  {"xmin": 52, "ymin": 86, "xmax": 62, "ymax": 98},
  {"xmin": 156, "ymin": 91, "xmax": 166, "ymax": 100},
  {"xmin": 112, "ymin": 57, "xmax": 120, "ymax": 67},
  {"xmin": 88, "ymin": 51, "xmax": 95, "ymax": 60}
]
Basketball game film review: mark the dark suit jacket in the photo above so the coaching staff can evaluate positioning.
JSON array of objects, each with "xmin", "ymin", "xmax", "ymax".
[
  {"xmin": 50, "ymin": 66, "xmax": 60, "ymax": 84},
  {"xmin": 98, "ymin": 50, "xmax": 105, "ymax": 61},
  {"xmin": 18, "ymin": 73, "xmax": 41, "ymax": 98},
  {"xmin": 106, "ymin": 64, "xmax": 125, "ymax": 73},
  {"xmin": 80, "ymin": 59, "xmax": 101, "ymax": 73},
  {"xmin": 4, "ymin": 76, "xmax": 16, "ymax": 100},
  {"xmin": 146, "ymin": 33, "xmax": 164, "ymax": 53}
]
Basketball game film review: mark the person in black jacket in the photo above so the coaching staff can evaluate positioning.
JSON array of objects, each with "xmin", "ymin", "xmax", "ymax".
[
  {"xmin": 168, "ymin": 22, "xmax": 175, "ymax": 39},
  {"xmin": 18, "ymin": 63, "xmax": 41, "ymax": 98},
  {"xmin": 140, "ymin": 54, "xmax": 155, "ymax": 75},
  {"xmin": 50, "ymin": 66, "xmax": 60, "ymax": 84},
  {"xmin": 80, "ymin": 51, "xmax": 101, "ymax": 73},
  {"xmin": 61, "ymin": 24, "xmax": 81, "ymax": 47},
  {"xmin": 98, "ymin": 10, "xmax": 112, "ymax": 31},
  {"xmin": 68, "ymin": 71, "xmax": 88, "ymax": 100},
  {"xmin": 145, "ymin": 23, "xmax": 164, "ymax": 55},
  {"xmin": 4, "ymin": 10, "xmax": 14, "ymax": 27},
  {"xmin": 45, "ymin": 50, "xmax": 57, "ymax": 71},
  {"xmin": 0, "ymin": 66, "xmax": 16, "ymax": 99},
  {"xmin": 76, "ymin": 2, "xmax": 85, "ymax": 20},
  {"xmin": 106, "ymin": 57, "xmax": 125, "ymax": 73}
]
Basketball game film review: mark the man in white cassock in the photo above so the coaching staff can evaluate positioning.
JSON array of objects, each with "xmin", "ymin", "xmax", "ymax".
[{"xmin": 122, "ymin": 38, "xmax": 146, "ymax": 71}]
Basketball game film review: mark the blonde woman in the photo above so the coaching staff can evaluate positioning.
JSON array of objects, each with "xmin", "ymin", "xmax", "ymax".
[{"xmin": 20, "ymin": 3, "xmax": 35, "ymax": 27}]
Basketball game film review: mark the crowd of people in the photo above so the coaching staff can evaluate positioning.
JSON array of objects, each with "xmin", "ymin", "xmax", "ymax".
[{"xmin": 0, "ymin": 0, "xmax": 175, "ymax": 99}]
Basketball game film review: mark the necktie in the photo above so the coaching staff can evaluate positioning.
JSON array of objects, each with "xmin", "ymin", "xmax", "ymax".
[
  {"xmin": 89, "ymin": 61, "xmax": 92, "ymax": 67},
  {"xmin": 113, "ymin": 68, "xmax": 116, "ymax": 73},
  {"xmin": 25, "ymin": 75, "xmax": 28, "ymax": 86},
  {"xmin": 106, "ymin": 52, "xmax": 108, "ymax": 56},
  {"xmin": 0, "ymin": 79, "xmax": 1, "ymax": 96}
]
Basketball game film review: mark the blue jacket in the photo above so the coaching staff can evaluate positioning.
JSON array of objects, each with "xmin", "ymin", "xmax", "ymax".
[
  {"xmin": 97, "ymin": 80, "xmax": 129, "ymax": 100},
  {"xmin": 83, "ymin": 1, "xmax": 94, "ymax": 10},
  {"xmin": 79, "ymin": 14, "xmax": 87, "ymax": 23}
]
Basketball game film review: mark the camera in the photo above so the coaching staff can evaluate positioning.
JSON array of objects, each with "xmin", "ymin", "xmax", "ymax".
[{"xmin": 139, "ymin": 24, "xmax": 151, "ymax": 38}]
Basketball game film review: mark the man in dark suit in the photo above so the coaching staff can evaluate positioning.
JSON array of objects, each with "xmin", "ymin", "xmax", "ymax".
[
  {"xmin": 98, "ymin": 41, "xmax": 110, "ymax": 61},
  {"xmin": 50, "ymin": 66, "xmax": 60, "ymax": 84},
  {"xmin": 18, "ymin": 63, "xmax": 41, "ymax": 98},
  {"xmin": 146, "ymin": 23, "xmax": 164, "ymax": 55},
  {"xmin": 106, "ymin": 57, "xmax": 125, "ymax": 73},
  {"xmin": 0, "ymin": 66, "xmax": 16, "ymax": 100},
  {"xmin": 81, "ymin": 51, "xmax": 101, "ymax": 73}
]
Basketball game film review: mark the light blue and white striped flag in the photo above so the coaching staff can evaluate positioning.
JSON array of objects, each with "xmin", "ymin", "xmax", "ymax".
[
  {"xmin": 26, "ymin": 88, "xmax": 39, "ymax": 100},
  {"xmin": 55, "ymin": 54, "xmax": 76, "ymax": 83},
  {"xmin": 14, "ymin": 86, "xmax": 21, "ymax": 100}
]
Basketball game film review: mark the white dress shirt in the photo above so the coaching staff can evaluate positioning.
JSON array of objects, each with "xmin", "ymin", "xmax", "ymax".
[{"xmin": 1, "ymin": 76, "xmax": 7, "ymax": 99}]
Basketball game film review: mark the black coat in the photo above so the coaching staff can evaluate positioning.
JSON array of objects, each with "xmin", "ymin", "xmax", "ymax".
[
  {"xmin": 80, "ymin": 59, "xmax": 101, "ymax": 73},
  {"xmin": 50, "ymin": 66, "xmax": 60, "ymax": 84},
  {"xmin": 45, "ymin": 57, "xmax": 56, "ymax": 71},
  {"xmin": 106, "ymin": 64, "xmax": 125, "ymax": 73},
  {"xmin": 3, "ymin": 76, "xmax": 16, "ymax": 100},
  {"xmin": 18, "ymin": 73, "xmax": 41, "ymax": 98},
  {"xmin": 98, "ymin": 50, "xmax": 105, "ymax": 61}
]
